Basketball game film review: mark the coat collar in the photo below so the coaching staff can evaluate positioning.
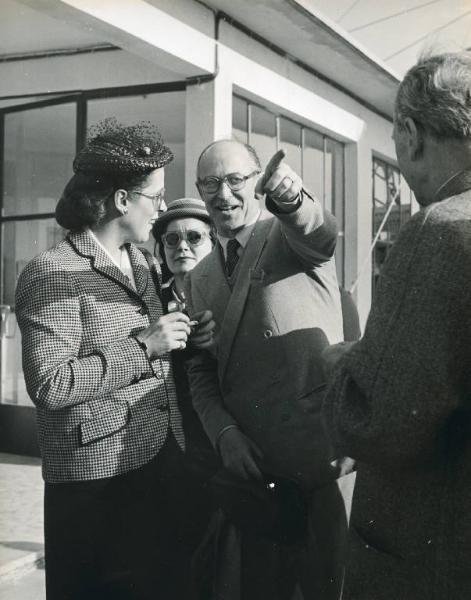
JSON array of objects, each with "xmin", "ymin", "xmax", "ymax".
[
  {"xmin": 66, "ymin": 230, "xmax": 149, "ymax": 299},
  {"xmin": 433, "ymin": 169, "xmax": 471, "ymax": 204}
]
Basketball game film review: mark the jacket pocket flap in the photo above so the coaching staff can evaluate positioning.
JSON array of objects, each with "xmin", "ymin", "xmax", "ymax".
[{"xmin": 80, "ymin": 402, "xmax": 130, "ymax": 446}]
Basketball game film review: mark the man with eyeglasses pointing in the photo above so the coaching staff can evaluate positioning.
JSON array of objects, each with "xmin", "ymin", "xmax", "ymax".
[{"xmin": 185, "ymin": 139, "xmax": 353, "ymax": 599}]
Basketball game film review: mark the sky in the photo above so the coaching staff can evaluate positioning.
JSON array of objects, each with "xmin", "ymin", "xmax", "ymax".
[{"xmin": 308, "ymin": 0, "xmax": 471, "ymax": 77}]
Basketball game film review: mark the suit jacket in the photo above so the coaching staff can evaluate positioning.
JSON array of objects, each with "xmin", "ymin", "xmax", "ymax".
[
  {"xmin": 323, "ymin": 176, "xmax": 471, "ymax": 599},
  {"xmin": 186, "ymin": 195, "xmax": 344, "ymax": 488},
  {"xmin": 16, "ymin": 230, "xmax": 183, "ymax": 483},
  {"xmin": 160, "ymin": 283, "xmax": 220, "ymax": 478}
]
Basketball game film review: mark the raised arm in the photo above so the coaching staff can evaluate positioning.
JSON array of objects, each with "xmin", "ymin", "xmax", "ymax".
[
  {"xmin": 257, "ymin": 149, "xmax": 338, "ymax": 267},
  {"xmin": 268, "ymin": 192, "xmax": 338, "ymax": 266}
]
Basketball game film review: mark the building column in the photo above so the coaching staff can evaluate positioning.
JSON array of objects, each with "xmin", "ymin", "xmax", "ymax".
[
  {"xmin": 185, "ymin": 72, "xmax": 233, "ymax": 197},
  {"xmin": 344, "ymin": 138, "xmax": 373, "ymax": 329}
]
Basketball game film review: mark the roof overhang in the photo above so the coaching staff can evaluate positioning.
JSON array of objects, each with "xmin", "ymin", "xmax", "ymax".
[{"xmin": 205, "ymin": 0, "xmax": 401, "ymax": 120}]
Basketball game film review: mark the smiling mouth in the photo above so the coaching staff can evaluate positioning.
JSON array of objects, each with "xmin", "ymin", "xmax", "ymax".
[{"xmin": 217, "ymin": 205, "xmax": 238, "ymax": 212}]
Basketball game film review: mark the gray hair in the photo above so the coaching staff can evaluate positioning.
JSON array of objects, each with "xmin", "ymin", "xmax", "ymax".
[{"xmin": 395, "ymin": 51, "xmax": 471, "ymax": 139}]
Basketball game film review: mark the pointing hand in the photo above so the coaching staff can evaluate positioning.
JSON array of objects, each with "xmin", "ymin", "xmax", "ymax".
[{"xmin": 255, "ymin": 148, "xmax": 303, "ymax": 205}]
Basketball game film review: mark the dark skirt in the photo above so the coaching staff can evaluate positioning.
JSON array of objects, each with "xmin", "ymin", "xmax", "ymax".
[{"xmin": 44, "ymin": 432, "xmax": 201, "ymax": 600}]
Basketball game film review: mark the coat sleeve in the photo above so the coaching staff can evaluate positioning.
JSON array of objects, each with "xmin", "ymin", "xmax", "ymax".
[
  {"xmin": 186, "ymin": 351, "xmax": 239, "ymax": 448},
  {"xmin": 266, "ymin": 189, "xmax": 338, "ymax": 267},
  {"xmin": 184, "ymin": 273, "xmax": 239, "ymax": 448},
  {"xmin": 323, "ymin": 207, "xmax": 471, "ymax": 467},
  {"xmin": 16, "ymin": 255, "xmax": 153, "ymax": 411}
]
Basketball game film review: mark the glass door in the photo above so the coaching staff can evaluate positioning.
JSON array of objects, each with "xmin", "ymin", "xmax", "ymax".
[
  {"xmin": 0, "ymin": 85, "xmax": 187, "ymax": 454},
  {"xmin": 1, "ymin": 99, "xmax": 76, "ymax": 407}
]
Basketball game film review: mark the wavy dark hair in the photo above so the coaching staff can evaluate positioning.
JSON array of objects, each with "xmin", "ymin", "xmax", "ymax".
[{"xmin": 56, "ymin": 171, "xmax": 150, "ymax": 232}]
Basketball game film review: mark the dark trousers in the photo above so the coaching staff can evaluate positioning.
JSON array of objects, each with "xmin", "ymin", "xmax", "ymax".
[
  {"xmin": 193, "ymin": 476, "xmax": 352, "ymax": 600},
  {"xmin": 44, "ymin": 433, "xmax": 195, "ymax": 600}
]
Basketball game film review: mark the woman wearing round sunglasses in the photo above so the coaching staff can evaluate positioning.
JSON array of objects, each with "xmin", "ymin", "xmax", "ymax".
[
  {"xmin": 152, "ymin": 198, "xmax": 219, "ymax": 575},
  {"xmin": 154, "ymin": 197, "xmax": 215, "ymax": 302}
]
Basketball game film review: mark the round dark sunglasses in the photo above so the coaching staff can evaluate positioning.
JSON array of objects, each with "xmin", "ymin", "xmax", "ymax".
[{"xmin": 161, "ymin": 230, "xmax": 209, "ymax": 248}]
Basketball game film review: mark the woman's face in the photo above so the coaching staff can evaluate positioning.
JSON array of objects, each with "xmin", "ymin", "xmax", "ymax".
[
  {"xmin": 163, "ymin": 217, "xmax": 213, "ymax": 276},
  {"xmin": 125, "ymin": 168, "xmax": 165, "ymax": 244}
]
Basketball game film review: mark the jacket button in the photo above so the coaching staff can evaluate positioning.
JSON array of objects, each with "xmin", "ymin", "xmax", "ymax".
[
  {"xmin": 264, "ymin": 329, "xmax": 273, "ymax": 338},
  {"xmin": 158, "ymin": 404, "xmax": 169, "ymax": 412},
  {"xmin": 138, "ymin": 306, "xmax": 149, "ymax": 316}
]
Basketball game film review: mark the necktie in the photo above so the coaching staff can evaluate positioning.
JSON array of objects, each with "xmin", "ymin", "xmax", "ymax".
[{"xmin": 226, "ymin": 238, "xmax": 241, "ymax": 277}]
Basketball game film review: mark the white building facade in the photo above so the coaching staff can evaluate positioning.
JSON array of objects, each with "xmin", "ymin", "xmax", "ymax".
[{"xmin": 0, "ymin": 0, "xmax": 414, "ymax": 451}]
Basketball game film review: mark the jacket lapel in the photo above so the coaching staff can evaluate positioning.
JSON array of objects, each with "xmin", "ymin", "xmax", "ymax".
[
  {"xmin": 217, "ymin": 217, "xmax": 274, "ymax": 381},
  {"xmin": 67, "ymin": 231, "xmax": 146, "ymax": 301},
  {"xmin": 127, "ymin": 244, "xmax": 150, "ymax": 298},
  {"xmin": 192, "ymin": 247, "xmax": 231, "ymax": 329}
]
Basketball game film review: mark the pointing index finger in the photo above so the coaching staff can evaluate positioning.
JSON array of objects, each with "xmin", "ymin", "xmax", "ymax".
[
  {"xmin": 264, "ymin": 148, "xmax": 286, "ymax": 180},
  {"xmin": 255, "ymin": 148, "xmax": 287, "ymax": 197}
]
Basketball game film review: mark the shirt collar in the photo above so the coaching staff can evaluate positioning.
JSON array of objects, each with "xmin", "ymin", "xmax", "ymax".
[
  {"xmin": 433, "ymin": 168, "xmax": 471, "ymax": 204},
  {"xmin": 86, "ymin": 228, "xmax": 121, "ymax": 269},
  {"xmin": 218, "ymin": 210, "xmax": 261, "ymax": 259}
]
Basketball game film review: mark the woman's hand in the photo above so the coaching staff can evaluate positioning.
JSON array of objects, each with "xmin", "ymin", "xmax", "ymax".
[
  {"xmin": 189, "ymin": 310, "xmax": 216, "ymax": 349},
  {"xmin": 136, "ymin": 312, "xmax": 191, "ymax": 359}
]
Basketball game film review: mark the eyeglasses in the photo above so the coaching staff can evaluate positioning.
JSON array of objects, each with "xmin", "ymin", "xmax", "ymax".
[
  {"xmin": 161, "ymin": 230, "xmax": 209, "ymax": 248},
  {"xmin": 131, "ymin": 188, "xmax": 166, "ymax": 211},
  {"xmin": 197, "ymin": 170, "xmax": 260, "ymax": 194}
]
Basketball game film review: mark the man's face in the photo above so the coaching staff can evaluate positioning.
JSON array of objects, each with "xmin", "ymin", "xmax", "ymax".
[{"xmin": 197, "ymin": 141, "xmax": 260, "ymax": 238}]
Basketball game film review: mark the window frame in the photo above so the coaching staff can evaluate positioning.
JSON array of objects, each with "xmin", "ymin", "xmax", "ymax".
[
  {"xmin": 372, "ymin": 154, "xmax": 411, "ymax": 294},
  {"xmin": 233, "ymin": 94, "xmax": 346, "ymax": 285},
  {"xmin": 0, "ymin": 80, "xmax": 187, "ymax": 303}
]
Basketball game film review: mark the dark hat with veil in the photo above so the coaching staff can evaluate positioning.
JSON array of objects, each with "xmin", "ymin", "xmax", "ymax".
[{"xmin": 73, "ymin": 117, "xmax": 173, "ymax": 175}]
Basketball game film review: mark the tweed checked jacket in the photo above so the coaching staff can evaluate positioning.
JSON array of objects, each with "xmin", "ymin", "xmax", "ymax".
[
  {"xmin": 186, "ymin": 195, "xmax": 344, "ymax": 488},
  {"xmin": 323, "ymin": 175, "xmax": 471, "ymax": 599},
  {"xmin": 16, "ymin": 230, "xmax": 183, "ymax": 483}
]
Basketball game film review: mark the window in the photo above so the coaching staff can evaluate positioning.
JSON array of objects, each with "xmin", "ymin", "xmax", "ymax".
[
  {"xmin": 233, "ymin": 96, "xmax": 345, "ymax": 285},
  {"xmin": 0, "ymin": 85, "xmax": 186, "ymax": 405},
  {"xmin": 372, "ymin": 156, "xmax": 411, "ymax": 293},
  {"xmin": 1, "ymin": 103, "xmax": 75, "ymax": 406},
  {"xmin": 87, "ymin": 92, "xmax": 185, "ymax": 210},
  {"xmin": 251, "ymin": 105, "xmax": 277, "ymax": 169},
  {"xmin": 4, "ymin": 103, "xmax": 76, "ymax": 217}
]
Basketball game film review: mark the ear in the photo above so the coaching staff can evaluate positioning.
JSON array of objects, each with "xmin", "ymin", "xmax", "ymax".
[
  {"xmin": 195, "ymin": 181, "xmax": 202, "ymax": 197},
  {"xmin": 114, "ymin": 189, "xmax": 129, "ymax": 215},
  {"xmin": 404, "ymin": 117, "xmax": 423, "ymax": 160}
]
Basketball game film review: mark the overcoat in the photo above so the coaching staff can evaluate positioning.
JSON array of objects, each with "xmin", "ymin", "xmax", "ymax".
[
  {"xmin": 185, "ymin": 196, "xmax": 344, "ymax": 487},
  {"xmin": 186, "ymin": 194, "xmax": 353, "ymax": 599},
  {"xmin": 323, "ymin": 175, "xmax": 471, "ymax": 599},
  {"xmin": 16, "ymin": 230, "xmax": 183, "ymax": 483}
]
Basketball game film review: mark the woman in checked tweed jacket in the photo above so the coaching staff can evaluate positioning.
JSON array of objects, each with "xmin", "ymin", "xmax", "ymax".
[{"xmin": 15, "ymin": 119, "xmax": 214, "ymax": 600}]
